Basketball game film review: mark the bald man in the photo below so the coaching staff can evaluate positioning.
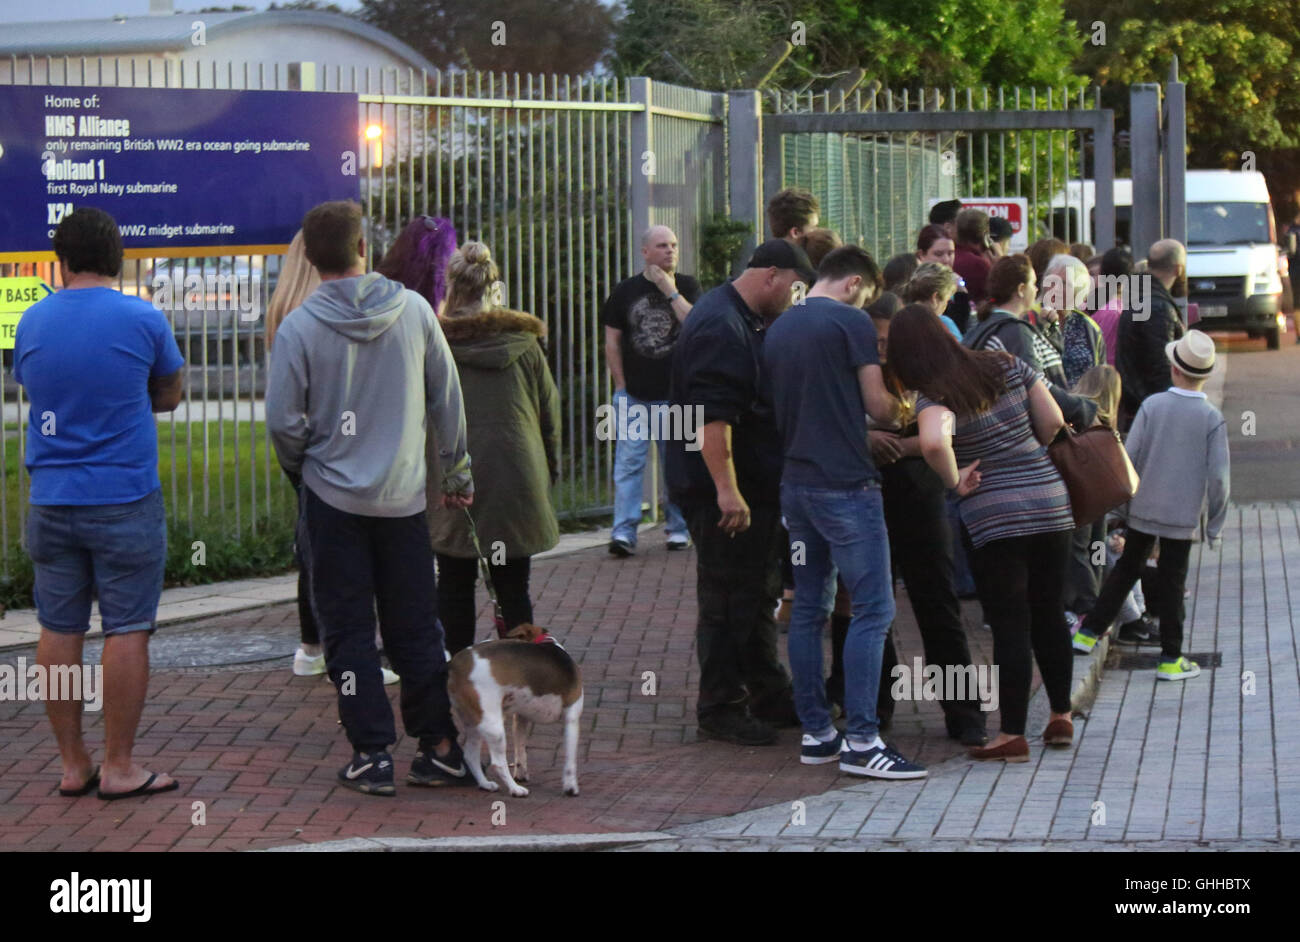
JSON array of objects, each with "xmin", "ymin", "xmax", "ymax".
[
  {"xmin": 1117, "ymin": 238, "xmax": 1187, "ymax": 430},
  {"xmin": 601, "ymin": 226, "xmax": 701, "ymax": 555}
]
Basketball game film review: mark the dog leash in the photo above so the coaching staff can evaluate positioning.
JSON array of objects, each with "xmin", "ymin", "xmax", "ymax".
[{"xmin": 462, "ymin": 506, "xmax": 507, "ymax": 640}]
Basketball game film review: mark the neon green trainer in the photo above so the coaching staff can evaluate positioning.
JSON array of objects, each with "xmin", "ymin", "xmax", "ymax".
[
  {"xmin": 1072, "ymin": 630, "xmax": 1101, "ymax": 654},
  {"xmin": 1156, "ymin": 656, "xmax": 1201, "ymax": 681}
]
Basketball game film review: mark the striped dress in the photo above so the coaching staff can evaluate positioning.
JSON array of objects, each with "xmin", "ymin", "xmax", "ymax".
[{"xmin": 916, "ymin": 356, "xmax": 1074, "ymax": 549}]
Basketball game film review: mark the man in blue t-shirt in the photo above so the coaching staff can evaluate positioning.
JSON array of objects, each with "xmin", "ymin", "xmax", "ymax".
[
  {"xmin": 764, "ymin": 245, "xmax": 927, "ymax": 780},
  {"xmin": 14, "ymin": 207, "xmax": 185, "ymax": 801}
]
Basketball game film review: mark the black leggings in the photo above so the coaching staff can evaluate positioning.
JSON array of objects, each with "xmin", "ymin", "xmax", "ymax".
[
  {"xmin": 1083, "ymin": 528, "xmax": 1191, "ymax": 660},
  {"xmin": 435, "ymin": 553, "xmax": 534, "ymax": 655},
  {"xmin": 968, "ymin": 528, "xmax": 1074, "ymax": 736}
]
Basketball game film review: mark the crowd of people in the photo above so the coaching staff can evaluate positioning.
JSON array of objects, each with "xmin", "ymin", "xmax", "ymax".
[{"xmin": 17, "ymin": 188, "xmax": 1229, "ymax": 799}]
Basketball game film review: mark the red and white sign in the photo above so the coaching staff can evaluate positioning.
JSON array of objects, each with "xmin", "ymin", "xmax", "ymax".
[{"xmin": 927, "ymin": 197, "xmax": 1030, "ymax": 251}]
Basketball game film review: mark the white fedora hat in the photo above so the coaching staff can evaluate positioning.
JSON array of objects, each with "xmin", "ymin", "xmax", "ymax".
[{"xmin": 1165, "ymin": 329, "xmax": 1215, "ymax": 376}]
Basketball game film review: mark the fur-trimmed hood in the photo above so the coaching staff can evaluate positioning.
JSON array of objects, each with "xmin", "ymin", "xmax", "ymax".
[{"xmin": 438, "ymin": 308, "xmax": 547, "ymax": 370}]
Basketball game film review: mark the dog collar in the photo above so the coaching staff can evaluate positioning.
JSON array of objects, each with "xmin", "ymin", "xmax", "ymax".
[{"xmin": 532, "ymin": 631, "xmax": 556, "ymax": 644}]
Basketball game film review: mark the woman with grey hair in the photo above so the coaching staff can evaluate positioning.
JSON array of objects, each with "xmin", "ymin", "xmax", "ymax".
[{"xmin": 1041, "ymin": 253, "xmax": 1105, "ymax": 387}]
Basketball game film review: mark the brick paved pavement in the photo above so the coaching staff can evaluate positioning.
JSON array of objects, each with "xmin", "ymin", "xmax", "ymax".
[
  {"xmin": 613, "ymin": 503, "xmax": 1300, "ymax": 851},
  {"xmin": 6, "ymin": 500, "xmax": 1287, "ymax": 853},
  {"xmin": 0, "ymin": 525, "xmax": 999, "ymax": 851}
]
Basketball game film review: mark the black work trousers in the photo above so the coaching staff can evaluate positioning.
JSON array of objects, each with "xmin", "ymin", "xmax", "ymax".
[{"xmin": 683, "ymin": 500, "xmax": 792, "ymax": 718}]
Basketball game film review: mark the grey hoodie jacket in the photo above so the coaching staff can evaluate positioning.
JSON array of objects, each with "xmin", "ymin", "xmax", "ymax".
[
  {"xmin": 267, "ymin": 272, "xmax": 471, "ymax": 517},
  {"xmin": 1122, "ymin": 387, "xmax": 1230, "ymax": 544}
]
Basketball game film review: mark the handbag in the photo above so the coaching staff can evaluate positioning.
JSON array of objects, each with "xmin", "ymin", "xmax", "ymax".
[{"xmin": 1047, "ymin": 425, "xmax": 1140, "ymax": 527}]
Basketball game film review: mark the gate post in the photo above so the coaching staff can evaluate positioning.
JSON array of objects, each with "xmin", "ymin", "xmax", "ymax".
[
  {"xmin": 1162, "ymin": 60, "xmax": 1187, "ymax": 248},
  {"xmin": 1129, "ymin": 84, "xmax": 1163, "ymax": 258},
  {"xmin": 728, "ymin": 89, "xmax": 763, "ymax": 272},
  {"xmin": 629, "ymin": 77, "xmax": 653, "ymax": 275},
  {"xmin": 1093, "ymin": 108, "xmax": 1117, "ymax": 253}
]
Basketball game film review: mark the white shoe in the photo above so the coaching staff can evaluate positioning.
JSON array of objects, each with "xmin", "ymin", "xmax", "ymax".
[
  {"xmin": 381, "ymin": 667, "xmax": 400, "ymax": 686},
  {"xmin": 292, "ymin": 647, "xmax": 326, "ymax": 676}
]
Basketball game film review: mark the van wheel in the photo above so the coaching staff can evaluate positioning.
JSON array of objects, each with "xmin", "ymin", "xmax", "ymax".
[{"xmin": 1266, "ymin": 327, "xmax": 1281, "ymax": 350}]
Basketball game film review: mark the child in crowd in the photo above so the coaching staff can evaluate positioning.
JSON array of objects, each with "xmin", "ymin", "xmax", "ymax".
[{"xmin": 1072, "ymin": 331, "xmax": 1230, "ymax": 680}]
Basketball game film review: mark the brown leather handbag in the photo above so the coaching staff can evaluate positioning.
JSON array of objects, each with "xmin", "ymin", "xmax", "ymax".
[{"xmin": 1047, "ymin": 425, "xmax": 1140, "ymax": 527}]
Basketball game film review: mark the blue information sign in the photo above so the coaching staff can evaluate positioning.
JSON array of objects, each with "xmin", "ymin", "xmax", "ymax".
[{"xmin": 0, "ymin": 85, "xmax": 361, "ymax": 258}]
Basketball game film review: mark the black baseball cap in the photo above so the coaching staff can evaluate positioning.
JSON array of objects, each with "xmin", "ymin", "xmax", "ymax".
[
  {"xmin": 988, "ymin": 216, "xmax": 1014, "ymax": 242},
  {"xmin": 747, "ymin": 239, "xmax": 817, "ymax": 282}
]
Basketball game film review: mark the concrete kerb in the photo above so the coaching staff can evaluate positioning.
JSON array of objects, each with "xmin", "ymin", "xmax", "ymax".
[
  {"xmin": 259, "ymin": 832, "xmax": 672, "ymax": 853},
  {"xmin": 1070, "ymin": 631, "xmax": 1112, "ymax": 717},
  {"xmin": 0, "ymin": 526, "xmax": 611, "ymax": 650}
]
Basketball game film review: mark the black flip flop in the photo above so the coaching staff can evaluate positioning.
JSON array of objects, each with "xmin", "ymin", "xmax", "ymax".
[
  {"xmin": 97, "ymin": 772, "xmax": 180, "ymax": 801},
  {"xmin": 57, "ymin": 766, "xmax": 101, "ymax": 797}
]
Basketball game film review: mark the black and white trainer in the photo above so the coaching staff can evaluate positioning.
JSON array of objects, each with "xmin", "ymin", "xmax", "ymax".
[
  {"xmin": 338, "ymin": 750, "xmax": 396, "ymax": 796},
  {"xmin": 838, "ymin": 740, "xmax": 927, "ymax": 779},
  {"xmin": 800, "ymin": 731, "xmax": 844, "ymax": 765},
  {"xmin": 407, "ymin": 741, "xmax": 474, "ymax": 787}
]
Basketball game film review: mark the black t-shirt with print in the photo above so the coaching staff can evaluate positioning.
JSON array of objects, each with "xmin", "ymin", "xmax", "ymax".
[{"xmin": 600, "ymin": 272, "xmax": 702, "ymax": 401}]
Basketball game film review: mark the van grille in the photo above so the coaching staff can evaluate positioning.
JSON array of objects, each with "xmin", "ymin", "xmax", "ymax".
[{"xmin": 1189, "ymin": 276, "xmax": 1246, "ymax": 298}]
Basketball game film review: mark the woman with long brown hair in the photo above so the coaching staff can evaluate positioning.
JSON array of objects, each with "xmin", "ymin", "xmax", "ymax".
[{"xmin": 888, "ymin": 304, "xmax": 1077, "ymax": 761}]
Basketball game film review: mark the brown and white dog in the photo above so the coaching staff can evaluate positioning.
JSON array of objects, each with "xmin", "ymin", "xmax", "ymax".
[{"xmin": 446, "ymin": 623, "xmax": 582, "ymax": 797}]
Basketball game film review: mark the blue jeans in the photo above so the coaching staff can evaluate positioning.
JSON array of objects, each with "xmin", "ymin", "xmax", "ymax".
[
  {"xmin": 781, "ymin": 482, "xmax": 895, "ymax": 743},
  {"xmin": 611, "ymin": 388, "xmax": 687, "ymax": 545},
  {"xmin": 25, "ymin": 489, "xmax": 167, "ymax": 635}
]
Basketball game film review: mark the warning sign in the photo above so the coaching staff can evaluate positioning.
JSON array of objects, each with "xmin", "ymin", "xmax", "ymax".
[{"xmin": 0, "ymin": 276, "xmax": 53, "ymax": 349}]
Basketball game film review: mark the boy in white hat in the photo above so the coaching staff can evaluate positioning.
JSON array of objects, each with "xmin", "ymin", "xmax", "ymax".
[{"xmin": 1072, "ymin": 330, "xmax": 1230, "ymax": 680}]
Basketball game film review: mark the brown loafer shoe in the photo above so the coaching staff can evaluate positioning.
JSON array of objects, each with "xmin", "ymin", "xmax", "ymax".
[
  {"xmin": 968, "ymin": 736, "xmax": 1029, "ymax": 762},
  {"xmin": 1042, "ymin": 718, "xmax": 1074, "ymax": 746}
]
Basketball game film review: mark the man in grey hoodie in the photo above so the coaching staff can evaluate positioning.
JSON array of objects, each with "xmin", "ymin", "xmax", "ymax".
[{"xmin": 268, "ymin": 201, "xmax": 475, "ymax": 796}]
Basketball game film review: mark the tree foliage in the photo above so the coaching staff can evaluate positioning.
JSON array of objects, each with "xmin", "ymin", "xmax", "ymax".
[
  {"xmin": 611, "ymin": 0, "xmax": 1081, "ymax": 93},
  {"xmin": 1067, "ymin": 0, "xmax": 1300, "ymax": 211},
  {"xmin": 360, "ymin": 0, "xmax": 615, "ymax": 74}
]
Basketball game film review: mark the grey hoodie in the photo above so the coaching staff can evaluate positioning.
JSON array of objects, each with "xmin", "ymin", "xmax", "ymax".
[{"xmin": 267, "ymin": 272, "xmax": 471, "ymax": 517}]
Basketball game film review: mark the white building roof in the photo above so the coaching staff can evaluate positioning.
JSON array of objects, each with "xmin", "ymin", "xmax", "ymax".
[{"xmin": 0, "ymin": 9, "xmax": 435, "ymax": 73}]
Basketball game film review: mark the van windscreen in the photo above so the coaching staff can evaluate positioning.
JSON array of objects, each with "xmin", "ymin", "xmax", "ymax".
[{"xmin": 1187, "ymin": 202, "xmax": 1270, "ymax": 246}]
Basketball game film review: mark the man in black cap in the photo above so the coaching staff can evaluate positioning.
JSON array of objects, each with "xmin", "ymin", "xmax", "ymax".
[{"xmin": 666, "ymin": 240, "xmax": 815, "ymax": 745}]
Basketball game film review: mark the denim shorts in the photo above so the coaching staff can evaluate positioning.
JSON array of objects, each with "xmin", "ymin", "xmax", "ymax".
[{"xmin": 24, "ymin": 489, "xmax": 167, "ymax": 636}]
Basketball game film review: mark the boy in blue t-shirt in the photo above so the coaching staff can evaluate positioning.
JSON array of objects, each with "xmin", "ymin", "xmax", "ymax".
[
  {"xmin": 763, "ymin": 245, "xmax": 928, "ymax": 780},
  {"xmin": 14, "ymin": 207, "xmax": 185, "ymax": 800}
]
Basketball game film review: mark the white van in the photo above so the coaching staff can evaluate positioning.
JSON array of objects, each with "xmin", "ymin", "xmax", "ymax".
[
  {"xmin": 1053, "ymin": 171, "xmax": 1287, "ymax": 348},
  {"xmin": 1183, "ymin": 170, "xmax": 1285, "ymax": 348}
]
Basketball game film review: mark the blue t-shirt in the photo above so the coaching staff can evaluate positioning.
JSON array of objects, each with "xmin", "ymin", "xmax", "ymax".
[
  {"xmin": 763, "ymin": 296, "xmax": 881, "ymax": 488},
  {"xmin": 15, "ymin": 286, "xmax": 185, "ymax": 505}
]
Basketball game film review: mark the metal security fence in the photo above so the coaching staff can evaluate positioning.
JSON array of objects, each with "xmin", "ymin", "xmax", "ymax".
[
  {"xmin": 763, "ymin": 85, "xmax": 1116, "ymax": 259},
  {"xmin": 1, "ymin": 56, "xmax": 1179, "ymax": 583},
  {"xmin": 354, "ymin": 70, "xmax": 725, "ymax": 519},
  {"xmin": 0, "ymin": 56, "xmax": 726, "ymax": 580}
]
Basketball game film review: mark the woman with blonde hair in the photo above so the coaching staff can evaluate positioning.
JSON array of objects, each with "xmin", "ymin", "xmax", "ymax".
[
  {"xmin": 265, "ymin": 230, "xmax": 319, "ymax": 350},
  {"xmin": 425, "ymin": 242, "xmax": 561, "ymax": 654},
  {"xmin": 267, "ymin": 232, "xmax": 327, "ymax": 678},
  {"xmin": 902, "ymin": 262, "xmax": 963, "ymax": 339},
  {"xmin": 1063, "ymin": 364, "xmax": 1123, "ymax": 634}
]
